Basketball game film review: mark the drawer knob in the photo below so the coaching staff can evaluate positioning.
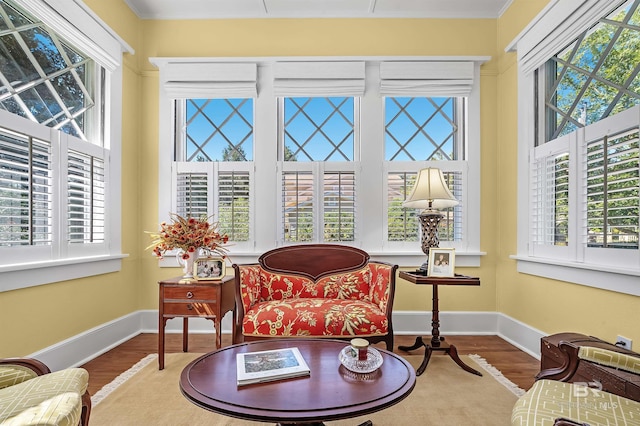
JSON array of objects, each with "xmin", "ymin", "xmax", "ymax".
[
  {"xmin": 187, "ymin": 303, "xmax": 193, "ymax": 310},
  {"xmin": 186, "ymin": 291, "xmax": 194, "ymax": 299}
]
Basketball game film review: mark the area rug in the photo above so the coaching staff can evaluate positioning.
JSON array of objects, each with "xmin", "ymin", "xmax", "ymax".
[{"xmin": 90, "ymin": 352, "xmax": 524, "ymax": 425}]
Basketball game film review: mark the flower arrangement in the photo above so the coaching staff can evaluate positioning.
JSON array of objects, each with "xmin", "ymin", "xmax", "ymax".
[{"xmin": 146, "ymin": 213, "xmax": 229, "ymax": 260}]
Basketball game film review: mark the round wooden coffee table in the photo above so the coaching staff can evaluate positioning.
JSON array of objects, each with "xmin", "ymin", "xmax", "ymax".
[{"xmin": 180, "ymin": 339, "xmax": 416, "ymax": 425}]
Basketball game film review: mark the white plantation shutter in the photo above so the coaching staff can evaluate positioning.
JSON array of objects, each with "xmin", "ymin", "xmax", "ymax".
[
  {"xmin": 530, "ymin": 133, "xmax": 573, "ymax": 260},
  {"xmin": 280, "ymin": 164, "xmax": 358, "ymax": 243},
  {"xmin": 282, "ymin": 170, "xmax": 314, "ymax": 242},
  {"xmin": 218, "ymin": 171, "xmax": 250, "ymax": 242},
  {"xmin": 0, "ymin": 129, "xmax": 53, "ymax": 246},
  {"xmin": 175, "ymin": 170, "xmax": 210, "ymax": 219},
  {"xmin": 67, "ymin": 150, "xmax": 105, "ymax": 243},
  {"xmin": 582, "ymin": 108, "xmax": 640, "ymax": 267},
  {"xmin": 323, "ymin": 171, "xmax": 356, "ymax": 242},
  {"xmin": 529, "ymin": 106, "xmax": 639, "ymax": 268},
  {"xmin": 173, "ymin": 162, "xmax": 252, "ymax": 245}
]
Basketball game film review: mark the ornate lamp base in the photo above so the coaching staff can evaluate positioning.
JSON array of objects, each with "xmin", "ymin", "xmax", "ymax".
[{"xmin": 418, "ymin": 211, "xmax": 443, "ymax": 271}]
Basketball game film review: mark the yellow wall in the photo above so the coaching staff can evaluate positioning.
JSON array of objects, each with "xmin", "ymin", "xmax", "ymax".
[
  {"xmin": 2, "ymin": 0, "xmax": 637, "ymax": 358},
  {"xmin": 0, "ymin": 0, "xmax": 143, "ymax": 358},
  {"xmin": 496, "ymin": 0, "xmax": 640, "ymax": 345}
]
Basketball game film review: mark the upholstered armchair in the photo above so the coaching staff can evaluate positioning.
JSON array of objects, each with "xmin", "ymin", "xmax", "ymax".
[
  {"xmin": 512, "ymin": 343, "xmax": 640, "ymax": 425},
  {"xmin": 0, "ymin": 358, "xmax": 91, "ymax": 426}
]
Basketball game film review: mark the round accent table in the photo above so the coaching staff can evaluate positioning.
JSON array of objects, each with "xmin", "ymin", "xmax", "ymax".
[{"xmin": 180, "ymin": 338, "xmax": 416, "ymax": 425}]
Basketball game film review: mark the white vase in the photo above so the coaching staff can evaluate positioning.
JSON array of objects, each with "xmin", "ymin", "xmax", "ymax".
[{"xmin": 177, "ymin": 250, "xmax": 199, "ymax": 279}]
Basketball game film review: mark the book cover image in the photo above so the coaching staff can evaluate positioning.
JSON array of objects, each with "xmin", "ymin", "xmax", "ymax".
[
  {"xmin": 244, "ymin": 348, "xmax": 299, "ymax": 372},
  {"xmin": 236, "ymin": 347, "xmax": 310, "ymax": 386}
]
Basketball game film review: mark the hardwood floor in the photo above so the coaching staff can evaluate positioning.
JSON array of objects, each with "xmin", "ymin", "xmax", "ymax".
[{"xmin": 80, "ymin": 333, "xmax": 540, "ymax": 396}]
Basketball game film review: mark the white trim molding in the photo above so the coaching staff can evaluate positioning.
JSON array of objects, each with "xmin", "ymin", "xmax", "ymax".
[{"xmin": 28, "ymin": 310, "xmax": 543, "ymax": 370}]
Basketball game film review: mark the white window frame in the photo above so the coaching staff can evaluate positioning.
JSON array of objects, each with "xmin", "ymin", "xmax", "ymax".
[
  {"xmin": 152, "ymin": 56, "xmax": 486, "ymax": 267},
  {"xmin": 508, "ymin": 0, "xmax": 640, "ymax": 296},
  {"xmin": 0, "ymin": 0, "xmax": 130, "ymax": 292}
]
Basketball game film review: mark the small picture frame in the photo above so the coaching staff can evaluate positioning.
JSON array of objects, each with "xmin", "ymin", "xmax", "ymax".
[
  {"xmin": 427, "ymin": 248, "xmax": 455, "ymax": 277},
  {"xmin": 194, "ymin": 256, "xmax": 226, "ymax": 281}
]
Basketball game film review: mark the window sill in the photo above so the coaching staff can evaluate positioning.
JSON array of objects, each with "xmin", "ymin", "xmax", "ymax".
[
  {"xmin": 511, "ymin": 255, "xmax": 640, "ymax": 296},
  {"xmin": 0, "ymin": 254, "xmax": 128, "ymax": 292},
  {"xmin": 157, "ymin": 250, "xmax": 485, "ymax": 268}
]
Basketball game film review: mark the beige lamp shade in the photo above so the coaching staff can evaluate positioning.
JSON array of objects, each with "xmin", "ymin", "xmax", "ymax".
[{"xmin": 402, "ymin": 167, "xmax": 459, "ymax": 212}]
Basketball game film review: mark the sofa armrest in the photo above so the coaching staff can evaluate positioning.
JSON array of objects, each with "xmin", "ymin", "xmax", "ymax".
[
  {"xmin": 578, "ymin": 346, "xmax": 640, "ymax": 374},
  {"xmin": 536, "ymin": 341, "xmax": 581, "ymax": 382},
  {"xmin": 233, "ymin": 264, "xmax": 263, "ymax": 313},
  {"xmin": 368, "ymin": 262, "xmax": 398, "ymax": 315}
]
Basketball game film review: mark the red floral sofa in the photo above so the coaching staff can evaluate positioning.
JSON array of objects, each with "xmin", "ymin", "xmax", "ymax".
[{"xmin": 232, "ymin": 244, "xmax": 398, "ymax": 350}]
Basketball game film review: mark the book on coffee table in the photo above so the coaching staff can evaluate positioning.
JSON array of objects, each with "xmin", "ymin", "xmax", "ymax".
[{"xmin": 236, "ymin": 347, "xmax": 310, "ymax": 386}]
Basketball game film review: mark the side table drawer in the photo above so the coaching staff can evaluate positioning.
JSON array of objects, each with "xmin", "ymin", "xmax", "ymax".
[
  {"xmin": 163, "ymin": 285, "xmax": 217, "ymax": 301},
  {"xmin": 163, "ymin": 302, "xmax": 216, "ymax": 316}
]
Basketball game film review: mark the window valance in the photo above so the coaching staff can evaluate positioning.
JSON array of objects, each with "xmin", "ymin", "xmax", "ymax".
[
  {"xmin": 162, "ymin": 62, "xmax": 258, "ymax": 98},
  {"xmin": 507, "ymin": 0, "xmax": 626, "ymax": 75},
  {"xmin": 379, "ymin": 61, "xmax": 474, "ymax": 97},
  {"xmin": 273, "ymin": 61, "xmax": 365, "ymax": 97}
]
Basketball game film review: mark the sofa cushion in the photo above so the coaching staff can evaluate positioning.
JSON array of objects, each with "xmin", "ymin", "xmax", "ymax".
[
  {"xmin": 242, "ymin": 298, "xmax": 389, "ymax": 338},
  {"xmin": 511, "ymin": 379, "xmax": 640, "ymax": 425},
  {"xmin": 0, "ymin": 368, "xmax": 88, "ymax": 423},
  {"xmin": 1, "ymin": 392, "xmax": 81, "ymax": 426}
]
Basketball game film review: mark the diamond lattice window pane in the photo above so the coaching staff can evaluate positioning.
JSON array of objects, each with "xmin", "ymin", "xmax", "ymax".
[
  {"xmin": 284, "ymin": 97, "xmax": 354, "ymax": 162},
  {"xmin": 0, "ymin": 0, "xmax": 96, "ymax": 141},
  {"xmin": 385, "ymin": 97, "xmax": 457, "ymax": 161},
  {"xmin": 185, "ymin": 98, "xmax": 253, "ymax": 162},
  {"xmin": 546, "ymin": 0, "xmax": 640, "ymax": 140}
]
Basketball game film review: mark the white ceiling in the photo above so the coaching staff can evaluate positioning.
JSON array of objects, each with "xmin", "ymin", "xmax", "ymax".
[{"xmin": 124, "ymin": 0, "xmax": 514, "ymax": 20}]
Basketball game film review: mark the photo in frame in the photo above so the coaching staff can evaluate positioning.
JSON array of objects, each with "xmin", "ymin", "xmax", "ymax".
[
  {"xmin": 194, "ymin": 256, "xmax": 226, "ymax": 281},
  {"xmin": 427, "ymin": 248, "xmax": 455, "ymax": 277}
]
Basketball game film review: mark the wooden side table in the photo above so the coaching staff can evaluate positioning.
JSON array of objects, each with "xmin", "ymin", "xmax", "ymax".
[
  {"xmin": 398, "ymin": 270, "xmax": 482, "ymax": 377},
  {"xmin": 158, "ymin": 275, "xmax": 235, "ymax": 370}
]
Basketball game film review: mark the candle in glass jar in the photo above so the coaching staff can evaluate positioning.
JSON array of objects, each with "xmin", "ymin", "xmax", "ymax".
[{"xmin": 350, "ymin": 338, "xmax": 369, "ymax": 361}]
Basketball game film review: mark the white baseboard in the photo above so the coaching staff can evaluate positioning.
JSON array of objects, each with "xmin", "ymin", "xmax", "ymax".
[{"xmin": 29, "ymin": 310, "xmax": 544, "ymax": 370}]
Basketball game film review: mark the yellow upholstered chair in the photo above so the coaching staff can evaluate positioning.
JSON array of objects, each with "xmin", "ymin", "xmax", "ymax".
[
  {"xmin": 0, "ymin": 358, "xmax": 90, "ymax": 426},
  {"xmin": 512, "ymin": 344, "xmax": 640, "ymax": 425}
]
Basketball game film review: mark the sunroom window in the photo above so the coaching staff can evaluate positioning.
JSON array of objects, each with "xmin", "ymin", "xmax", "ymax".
[
  {"xmin": 174, "ymin": 98, "xmax": 253, "ymax": 245},
  {"xmin": 512, "ymin": 0, "xmax": 640, "ymax": 294},
  {"xmin": 154, "ymin": 57, "xmax": 483, "ymax": 266},
  {"xmin": 280, "ymin": 96, "xmax": 357, "ymax": 243},
  {"xmin": 380, "ymin": 61, "xmax": 473, "ymax": 252},
  {"xmin": 0, "ymin": 0, "xmax": 126, "ymax": 291},
  {"xmin": 385, "ymin": 97, "xmax": 464, "ymax": 245},
  {"xmin": 532, "ymin": 0, "xmax": 640, "ymax": 260}
]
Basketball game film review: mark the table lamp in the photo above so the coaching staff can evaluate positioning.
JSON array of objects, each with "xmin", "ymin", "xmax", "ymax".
[{"xmin": 403, "ymin": 167, "xmax": 459, "ymax": 272}]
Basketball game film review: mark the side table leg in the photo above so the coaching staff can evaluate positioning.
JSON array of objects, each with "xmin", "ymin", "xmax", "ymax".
[
  {"xmin": 182, "ymin": 317, "xmax": 189, "ymax": 352},
  {"xmin": 159, "ymin": 318, "xmax": 168, "ymax": 370},
  {"xmin": 398, "ymin": 336, "xmax": 426, "ymax": 352},
  {"xmin": 446, "ymin": 344, "xmax": 483, "ymax": 376},
  {"xmin": 214, "ymin": 318, "xmax": 222, "ymax": 349},
  {"xmin": 416, "ymin": 345, "xmax": 433, "ymax": 376}
]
